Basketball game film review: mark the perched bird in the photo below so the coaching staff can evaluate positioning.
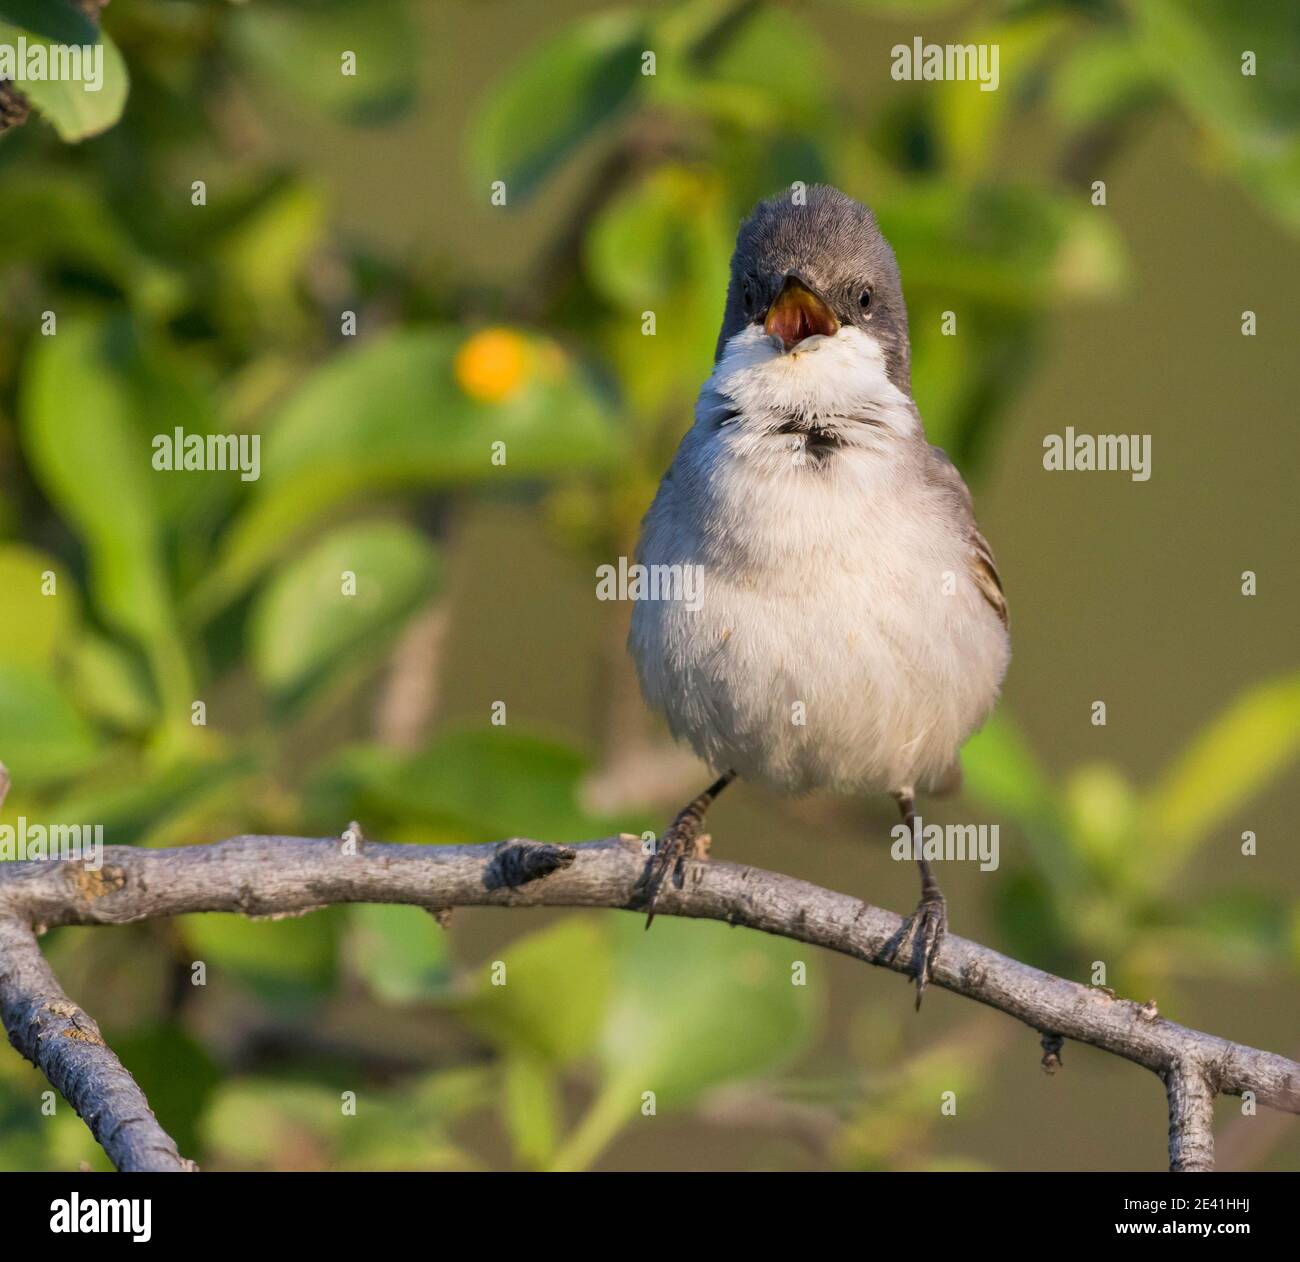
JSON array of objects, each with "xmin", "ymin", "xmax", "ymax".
[{"xmin": 629, "ymin": 185, "xmax": 1010, "ymax": 1003}]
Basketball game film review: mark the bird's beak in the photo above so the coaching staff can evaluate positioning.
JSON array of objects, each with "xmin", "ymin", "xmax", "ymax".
[{"xmin": 764, "ymin": 274, "xmax": 839, "ymax": 351}]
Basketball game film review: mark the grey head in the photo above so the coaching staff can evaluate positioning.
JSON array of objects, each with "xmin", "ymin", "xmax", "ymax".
[{"xmin": 715, "ymin": 185, "xmax": 911, "ymax": 395}]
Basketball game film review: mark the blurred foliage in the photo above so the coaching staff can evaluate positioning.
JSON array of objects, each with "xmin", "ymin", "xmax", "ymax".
[
  {"xmin": 0, "ymin": 0, "xmax": 129, "ymax": 141},
  {"xmin": 0, "ymin": 0, "xmax": 1296, "ymax": 1172},
  {"xmin": 964, "ymin": 673, "xmax": 1300, "ymax": 997}
]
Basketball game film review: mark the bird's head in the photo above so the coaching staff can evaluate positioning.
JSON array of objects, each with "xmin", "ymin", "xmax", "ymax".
[{"xmin": 714, "ymin": 186, "xmax": 912, "ymax": 400}]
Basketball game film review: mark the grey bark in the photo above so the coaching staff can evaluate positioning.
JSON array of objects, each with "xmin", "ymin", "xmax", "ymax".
[
  {"xmin": 1165, "ymin": 1062, "xmax": 1218, "ymax": 1172},
  {"xmin": 0, "ymin": 913, "xmax": 195, "ymax": 1171}
]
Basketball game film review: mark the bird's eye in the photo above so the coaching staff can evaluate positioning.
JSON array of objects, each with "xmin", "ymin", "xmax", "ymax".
[
  {"xmin": 859, "ymin": 289, "xmax": 872, "ymax": 310},
  {"xmin": 742, "ymin": 280, "xmax": 753, "ymax": 308}
]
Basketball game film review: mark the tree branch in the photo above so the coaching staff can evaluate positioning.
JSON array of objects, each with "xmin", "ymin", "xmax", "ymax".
[
  {"xmin": 1, "ymin": 833, "xmax": 1296, "ymax": 1172},
  {"xmin": 0, "ymin": 913, "xmax": 195, "ymax": 1171},
  {"xmin": 1165, "ymin": 1062, "xmax": 1218, "ymax": 1172}
]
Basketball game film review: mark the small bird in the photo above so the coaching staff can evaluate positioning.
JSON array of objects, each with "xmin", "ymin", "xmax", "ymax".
[{"xmin": 629, "ymin": 185, "xmax": 1010, "ymax": 1003}]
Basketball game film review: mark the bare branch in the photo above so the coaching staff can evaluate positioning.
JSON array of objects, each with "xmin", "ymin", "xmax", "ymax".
[
  {"xmin": 1166, "ymin": 1062, "xmax": 1217, "ymax": 1172},
  {"xmin": 1, "ymin": 833, "xmax": 1296, "ymax": 1172},
  {"xmin": 0, "ymin": 914, "xmax": 195, "ymax": 1172}
]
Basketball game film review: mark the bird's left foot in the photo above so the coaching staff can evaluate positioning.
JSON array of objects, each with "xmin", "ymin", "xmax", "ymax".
[
  {"xmin": 636, "ymin": 812, "xmax": 711, "ymax": 928},
  {"xmin": 888, "ymin": 892, "xmax": 947, "ymax": 1009}
]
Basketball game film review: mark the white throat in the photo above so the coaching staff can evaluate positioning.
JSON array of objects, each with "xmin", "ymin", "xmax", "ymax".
[{"xmin": 700, "ymin": 324, "xmax": 919, "ymax": 446}]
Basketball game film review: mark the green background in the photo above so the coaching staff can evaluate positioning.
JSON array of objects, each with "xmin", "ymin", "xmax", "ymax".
[{"xmin": 0, "ymin": 0, "xmax": 1296, "ymax": 1171}]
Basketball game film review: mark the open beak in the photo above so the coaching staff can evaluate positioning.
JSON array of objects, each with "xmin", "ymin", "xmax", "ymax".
[{"xmin": 764, "ymin": 274, "xmax": 839, "ymax": 351}]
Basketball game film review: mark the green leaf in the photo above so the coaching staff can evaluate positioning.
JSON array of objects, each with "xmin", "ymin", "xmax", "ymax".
[
  {"xmin": 197, "ymin": 327, "xmax": 617, "ymax": 613},
  {"xmin": 600, "ymin": 914, "xmax": 815, "ymax": 1105},
  {"xmin": 1127, "ymin": 0, "xmax": 1299, "ymax": 143},
  {"xmin": 356, "ymin": 728, "xmax": 602, "ymax": 840},
  {"xmin": 1062, "ymin": 762, "xmax": 1138, "ymax": 878},
  {"xmin": 20, "ymin": 318, "xmax": 193, "ymax": 711},
  {"xmin": 345, "ymin": 903, "xmax": 449, "ymax": 1005},
  {"xmin": 469, "ymin": 10, "xmax": 645, "ymax": 202},
  {"xmin": 0, "ymin": 665, "xmax": 99, "ymax": 786},
  {"xmin": 935, "ymin": 13, "xmax": 1070, "ymax": 183},
  {"xmin": 662, "ymin": 4, "xmax": 832, "ymax": 129},
  {"xmin": 0, "ymin": 545, "xmax": 77, "ymax": 670},
  {"xmin": 0, "ymin": 177, "xmax": 183, "ymax": 317},
  {"xmin": 586, "ymin": 165, "xmax": 731, "ymax": 312},
  {"xmin": 200, "ymin": 1072, "xmax": 487, "ymax": 1171},
  {"xmin": 230, "ymin": 0, "xmax": 419, "ymax": 126},
  {"xmin": 462, "ymin": 916, "xmax": 611, "ymax": 1064},
  {"xmin": 1144, "ymin": 672, "xmax": 1300, "ymax": 867},
  {"xmin": 1127, "ymin": 0, "xmax": 1300, "ymax": 229},
  {"xmin": 549, "ymin": 914, "xmax": 816, "ymax": 1170},
  {"xmin": 176, "ymin": 909, "xmax": 342, "ymax": 1008},
  {"xmin": 214, "ymin": 180, "xmax": 327, "ymax": 335},
  {"xmin": 249, "ymin": 519, "xmax": 438, "ymax": 705},
  {"xmin": 1051, "ymin": 31, "xmax": 1158, "ymax": 130},
  {"xmin": 502, "ymin": 1052, "xmax": 562, "ymax": 1170},
  {"xmin": 49, "ymin": 756, "xmax": 252, "ymax": 849},
  {"xmin": 961, "ymin": 713, "xmax": 1056, "ymax": 822},
  {"xmin": 0, "ymin": 1, "xmax": 129, "ymax": 140},
  {"xmin": 585, "ymin": 164, "xmax": 731, "ymax": 417},
  {"xmin": 21, "ymin": 320, "xmax": 167, "ymax": 638},
  {"xmin": 64, "ymin": 633, "xmax": 157, "ymax": 732},
  {"xmin": 880, "ymin": 183, "xmax": 1125, "ymax": 309}
]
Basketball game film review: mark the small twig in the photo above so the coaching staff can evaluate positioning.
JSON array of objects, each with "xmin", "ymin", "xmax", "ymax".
[
  {"xmin": 1040, "ymin": 1031, "xmax": 1064, "ymax": 1075},
  {"xmin": 372, "ymin": 602, "xmax": 450, "ymax": 751}
]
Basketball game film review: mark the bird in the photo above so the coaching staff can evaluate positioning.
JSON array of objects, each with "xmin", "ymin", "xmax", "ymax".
[{"xmin": 628, "ymin": 185, "xmax": 1010, "ymax": 1005}]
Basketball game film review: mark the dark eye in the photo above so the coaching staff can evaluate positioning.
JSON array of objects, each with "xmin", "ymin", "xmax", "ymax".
[
  {"xmin": 742, "ymin": 280, "xmax": 753, "ymax": 308},
  {"xmin": 859, "ymin": 289, "xmax": 872, "ymax": 310}
]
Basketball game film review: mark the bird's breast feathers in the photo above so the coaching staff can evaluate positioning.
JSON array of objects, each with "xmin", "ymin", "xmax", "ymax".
[{"xmin": 630, "ymin": 326, "xmax": 1010, "ymax": 794}]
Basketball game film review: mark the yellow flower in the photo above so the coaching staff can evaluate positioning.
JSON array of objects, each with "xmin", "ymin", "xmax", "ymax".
[{"xmin": 454, "ymin": 327, "xmax": 528, "ymax": 403}]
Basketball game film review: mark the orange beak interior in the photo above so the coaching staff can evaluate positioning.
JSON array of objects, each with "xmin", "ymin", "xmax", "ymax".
[{"xmin": 764, "ymin": 276, "xmax": 839, "ymax": 351}]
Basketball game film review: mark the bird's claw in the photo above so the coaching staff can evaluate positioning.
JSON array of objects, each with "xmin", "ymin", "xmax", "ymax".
[
  {"xmin": 887, "ymin": 893, "xmax": 947, "ymax": 1009},
  {"xmin": 637, "ymin": 816, "xmax": 708, "ymax": 928}
]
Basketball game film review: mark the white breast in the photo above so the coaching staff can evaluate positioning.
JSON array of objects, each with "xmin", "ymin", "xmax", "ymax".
[{"xmin": 630, "ymin": 326, "xmax": 1009, "ymax": 796}]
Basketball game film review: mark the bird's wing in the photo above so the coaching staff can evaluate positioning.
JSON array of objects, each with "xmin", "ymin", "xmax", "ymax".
[{"xmin": 925, "ymin": 444, "xmax": 1008, "ymax": 628}]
